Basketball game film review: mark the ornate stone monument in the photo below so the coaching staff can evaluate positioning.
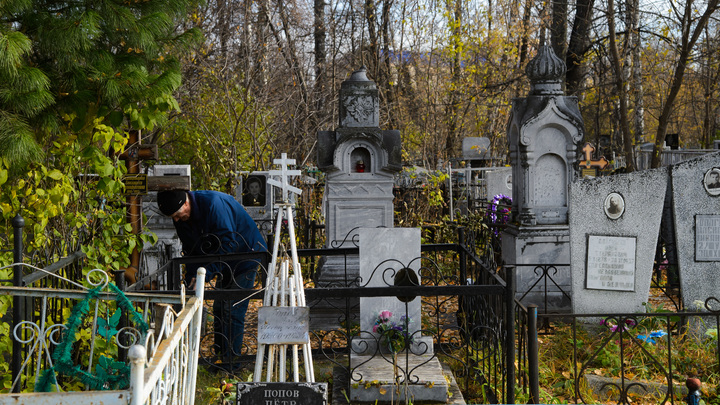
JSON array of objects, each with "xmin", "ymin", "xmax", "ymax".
[
  {"xmin": 502, "ymin": 45, "xmax": 584, "ymax": 311},
  {"xmin": 315, "ymin": 67, "xmax": 401, "ymax": 282}
]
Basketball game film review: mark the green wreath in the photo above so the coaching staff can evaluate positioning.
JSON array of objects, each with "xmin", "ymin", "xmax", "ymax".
[{"xmin": 35, "ymin": 282, "xmax": 149, "ymax": 392}]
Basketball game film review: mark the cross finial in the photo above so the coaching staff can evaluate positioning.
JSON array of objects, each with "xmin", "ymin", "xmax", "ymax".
[{"xmin": 267, "ymin": 153, "xmax": 302, "ymax": 203}]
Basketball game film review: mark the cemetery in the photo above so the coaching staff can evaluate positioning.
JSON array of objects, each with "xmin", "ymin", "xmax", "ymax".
[{"xmin": 2, "ymin": 17, "xmax": 720, "ymax": 405}]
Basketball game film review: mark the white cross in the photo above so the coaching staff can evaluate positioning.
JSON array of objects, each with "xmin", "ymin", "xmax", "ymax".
[{"xmin": 267, "ymin": 153, "xmax": 302, "ymax": 202}]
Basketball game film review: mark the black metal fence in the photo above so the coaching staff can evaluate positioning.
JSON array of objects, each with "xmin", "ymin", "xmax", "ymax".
[
  {"xmin": 2, "ymin": 214, "xmax": 97, "ymax": 392},
  {"xmin": 538, "ymin": 306, "xmax": 720, "ymax": 404},
  {"xmin": 4, "ymin": 205, "xmax": 532, "ymax": 403},
  {"xmin": 125, "ymin": 227, "xmax": 527, "ymax": 403}
]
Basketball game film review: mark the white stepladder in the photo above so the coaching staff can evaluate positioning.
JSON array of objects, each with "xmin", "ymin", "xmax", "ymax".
[{"xmin": 253, "ymin": 153, "xmax": 315, "ymax": 383}]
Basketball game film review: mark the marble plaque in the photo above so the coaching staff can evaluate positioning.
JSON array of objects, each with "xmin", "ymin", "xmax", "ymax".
[
  {"xmin": 257, "ymin": 306, "xmax": 310, "ymax": 345},
  {"xmin": 585, "ymin": 235, "xmax": 636, "ymax": 291},
  {"xmin": 695, "ymin": 215, "xmax": 720, "ymax": 261}
]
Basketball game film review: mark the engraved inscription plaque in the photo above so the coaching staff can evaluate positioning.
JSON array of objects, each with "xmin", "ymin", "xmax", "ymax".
[{"xmin": 586, "ymin": 235, "xmax": 636, "ymax": 291}]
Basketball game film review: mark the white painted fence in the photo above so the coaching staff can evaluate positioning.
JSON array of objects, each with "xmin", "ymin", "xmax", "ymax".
[{"xmin": 0, "ymin": 265, "xmax": 206, "ymax": 405}]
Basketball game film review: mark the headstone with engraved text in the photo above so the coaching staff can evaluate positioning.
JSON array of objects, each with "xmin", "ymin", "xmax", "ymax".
[
  {"xmin": 236, "ymin": 382, "xmax": 327, "ymax": 405},
  {"xmin": 670, "ymin": 152, "xmax": 720, "ymax": 309},
  {"xmin": 569, "ymin": 167, "xmax": 667, "ymax": 315}
]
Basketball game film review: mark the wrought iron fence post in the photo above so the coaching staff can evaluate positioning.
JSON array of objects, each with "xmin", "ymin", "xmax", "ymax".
[
  {"xmin": 310, "ymin": 219, "xmax": 316, "ymax": 276},
  {"xmin": 505, "ymin": 265, "xmax": 515, "ymax": 404},
  {"xmin": 12, "ymin": 214, "xmax": 24, "ymax": 393},
  {"xmin": 527, "ymin": 304, "xmax": 539, "ymax": 404},
  {"xmin": 458, "ymin": 227, "xmax": 467, "ymax": 283}
]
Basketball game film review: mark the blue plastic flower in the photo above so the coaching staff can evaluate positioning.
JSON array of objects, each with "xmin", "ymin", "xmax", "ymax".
[{"xmin": 636, "ymin": 330, "xmax": 667, "ymax": 344}]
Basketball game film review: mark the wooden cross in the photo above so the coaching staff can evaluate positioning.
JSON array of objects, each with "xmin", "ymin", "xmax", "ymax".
[
  {"xmin": 580, "ymin": 142, "xmax": 609, "ymax": 177},
  {"xmin": 119, "ymin": 130, "xmax": 190, "ymax": 286},
  {"xmin": 267, "ymin": 153, "xmax": 302, "ymax": 203}
]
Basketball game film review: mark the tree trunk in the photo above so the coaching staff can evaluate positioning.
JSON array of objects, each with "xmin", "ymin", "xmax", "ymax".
[
  {"xmin": 607, "ymin": 0, "xmax": 635, "ymax": 171},
  {"xmin": 651, "ymin": 0, "xmax": 720, "ymax": 167},
  {"xmin": 516, "ymin": 0, "xmax": 533, "ymax": 97},
  {"xmin": 446, "ymin": 0, "xmax": 463, "ymax": 159},
  {"xmin": 565, "ymin": 0, "xmax": 595, "ymax": 95},
  {"xmin": 365, "ymin": 0, "xmax": 379, "ymax": 75},
  {"xmin": 550, "ymin": 0, "xmax": 567, "ymax": 61},
  {"xmin": 314, "ymin": 0, "xmax": 327, "ymax": 123},
  {"xmin": 380, "ymin": 0, "xmax": 396, "ymax": 128},
  {"xmin": 628, "ymin": 0, "xmax": 644, "ymax": 145}
]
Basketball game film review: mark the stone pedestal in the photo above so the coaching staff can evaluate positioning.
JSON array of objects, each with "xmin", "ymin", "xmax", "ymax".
[
  {"xmin": 502, "ymin": 224, "xmax": 571, "ymax": 311},
  {"xmin": 349, "ymin": 354, "xmax": 449, "ymax": 404}
]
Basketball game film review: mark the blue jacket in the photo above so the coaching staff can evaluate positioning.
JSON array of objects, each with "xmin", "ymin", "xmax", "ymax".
[{"xmin": 174, "ymin": 191, "xmax": 267, "ymax": 279}]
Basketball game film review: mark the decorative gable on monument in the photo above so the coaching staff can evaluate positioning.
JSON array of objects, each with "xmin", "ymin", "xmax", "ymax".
[{"xmin": 506, "ymin": 45, "xmax": 584, "ymax": 226}]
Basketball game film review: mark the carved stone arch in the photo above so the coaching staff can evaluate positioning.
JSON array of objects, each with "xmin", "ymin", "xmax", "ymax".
[
  {"xmin": 333, "ymin": 139, "xmax": 389, "ymax": 176},
  {"xmin": 533, "ymin": 153, "xmax": 567, "ymax": 208}
]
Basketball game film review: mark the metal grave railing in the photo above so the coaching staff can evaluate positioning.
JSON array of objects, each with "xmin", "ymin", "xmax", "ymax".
[{"xmin": 0, "ymin": 263, "xmax": 206, "ymax": 405}]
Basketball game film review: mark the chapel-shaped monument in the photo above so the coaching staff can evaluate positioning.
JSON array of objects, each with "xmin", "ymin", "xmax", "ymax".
[
  {"xmin": 502, "ymin": 45, "xmax": 584, "ymax": 311},
  {"xmin": 314, "ymin": 67, "xmax": 402, "ymax": 327}
]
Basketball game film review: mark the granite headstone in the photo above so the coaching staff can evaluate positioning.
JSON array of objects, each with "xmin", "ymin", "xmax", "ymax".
[
  {"xmin": 236, "ymin": 382, "xmax": 328, "ymax": 405},
  {"xmin": 670, "ymin": 151, "xmax": 720, "ymax": 310},
  {"xmin": 569, "ymin": 167, "xmax": 668, "ymax": 315},
  {"xmin": 485, "ymin": 167, "xmax": 513, "ymax": 201}
]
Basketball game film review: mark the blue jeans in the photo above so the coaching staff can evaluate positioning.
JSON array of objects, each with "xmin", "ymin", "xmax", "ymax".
[{"xmin": 213, "ymin": 263, "xmax": 257, "ymax": 356}]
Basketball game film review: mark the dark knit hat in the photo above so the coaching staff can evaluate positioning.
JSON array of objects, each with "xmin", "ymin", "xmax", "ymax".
[{"xmin": 157, "ymin": 190, "xmax": 187, "ymax": 216}]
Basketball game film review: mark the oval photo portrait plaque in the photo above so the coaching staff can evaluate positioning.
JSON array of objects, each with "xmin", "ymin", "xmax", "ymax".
[
  {"xmin": 604, "ymin": 192, "xmax": 625, "ymax": 220},
  {"xmin": 703, "ymin": 168, "xmax": 720, "ymax": 196}
]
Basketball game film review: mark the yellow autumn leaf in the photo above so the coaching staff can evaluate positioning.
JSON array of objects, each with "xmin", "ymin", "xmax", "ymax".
[{"xmin": 594, "ymin": 369, "xmax": 603, "ymax": 376}]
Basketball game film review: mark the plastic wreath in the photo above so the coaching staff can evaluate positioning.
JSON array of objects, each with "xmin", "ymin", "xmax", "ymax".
[{"xmin": 35, "ymin": 282, "xmax": 149, "ymax": 392}]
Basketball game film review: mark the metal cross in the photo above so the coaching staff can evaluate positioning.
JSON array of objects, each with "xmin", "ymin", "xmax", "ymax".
[
  {"xmin": 267, "ymin": 153, "xmax": 302, "ymax": 202},
  {"xmin": 580, "ymin": 142, "xmax": 609, "ymax": 170}
]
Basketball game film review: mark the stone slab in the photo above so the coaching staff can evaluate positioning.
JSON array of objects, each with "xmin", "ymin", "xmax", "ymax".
[
  {"xmin": 355, "ymin": 228, "xmax": 424, "ymax": 355},
  {"xmin": 349, "ymin": 354, "xmax": 449, "ymax": 403},
  {"xmin": 485, "ymin": 167, "xmax": 513, "ymax": 201},
  {"xmin": 569, "ymin": 167, "xmax": 667, "ymax": 315},
  {"xmin": 670, "ymin": 151, "xmax": 720, "ymax": 310},
  {"xmin": 501, "ymin": 224, "xmax": 571, "ymax": 311},
  {"xmin": 331, "ymin": 362, "xmax": 466, "ymax": 405},
  {"xmin": 310, "ymin": 256, "xmax": 360, "ymax": 331}
]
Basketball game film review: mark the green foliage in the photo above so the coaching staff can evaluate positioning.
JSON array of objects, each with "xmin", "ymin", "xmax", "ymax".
[
  {"xmin": 0, "ymin": 0, "xmax": 200, "ymax": 173},
  {"xmin": 161, "ymin": 67, "xmax": 276, "ymax": 190},
  {"xmin": 394, "ymin": 166, "xmax": 449, "ymax": 228},
  {"xmin": 0, "ymin": 121, "xmax": 156, "ymax": 274}
]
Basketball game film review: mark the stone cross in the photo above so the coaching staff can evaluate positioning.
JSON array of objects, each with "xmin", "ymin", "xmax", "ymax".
[
  {"xmin": 580, "ymin": 142, "xmax": 609, "ymax": 177},
  {"xmin": 267, "ymin": 153, "xmax": 302, "ymax": 203}
]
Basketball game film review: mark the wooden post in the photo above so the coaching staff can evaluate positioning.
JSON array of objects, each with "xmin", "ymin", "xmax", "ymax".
[{"xmin": 122, "ymin": 130, "xmax": 143, "ymax": 287}]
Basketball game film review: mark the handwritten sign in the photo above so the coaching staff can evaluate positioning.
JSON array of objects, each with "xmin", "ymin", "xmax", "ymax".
[
  {"xmin": 236, "ymin": 382, "xmax": 327, "ymax": 405},
  {"xmin": 586, "ymin": 235, "xmax": 636, "ymax": 291},
  {"xmin": 695, "ymin": 215, "xmax": 720, "ymax": 261},
  {"xmin": 258, "ymin": 306, "xmax": 310, "ymax": 345}
]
